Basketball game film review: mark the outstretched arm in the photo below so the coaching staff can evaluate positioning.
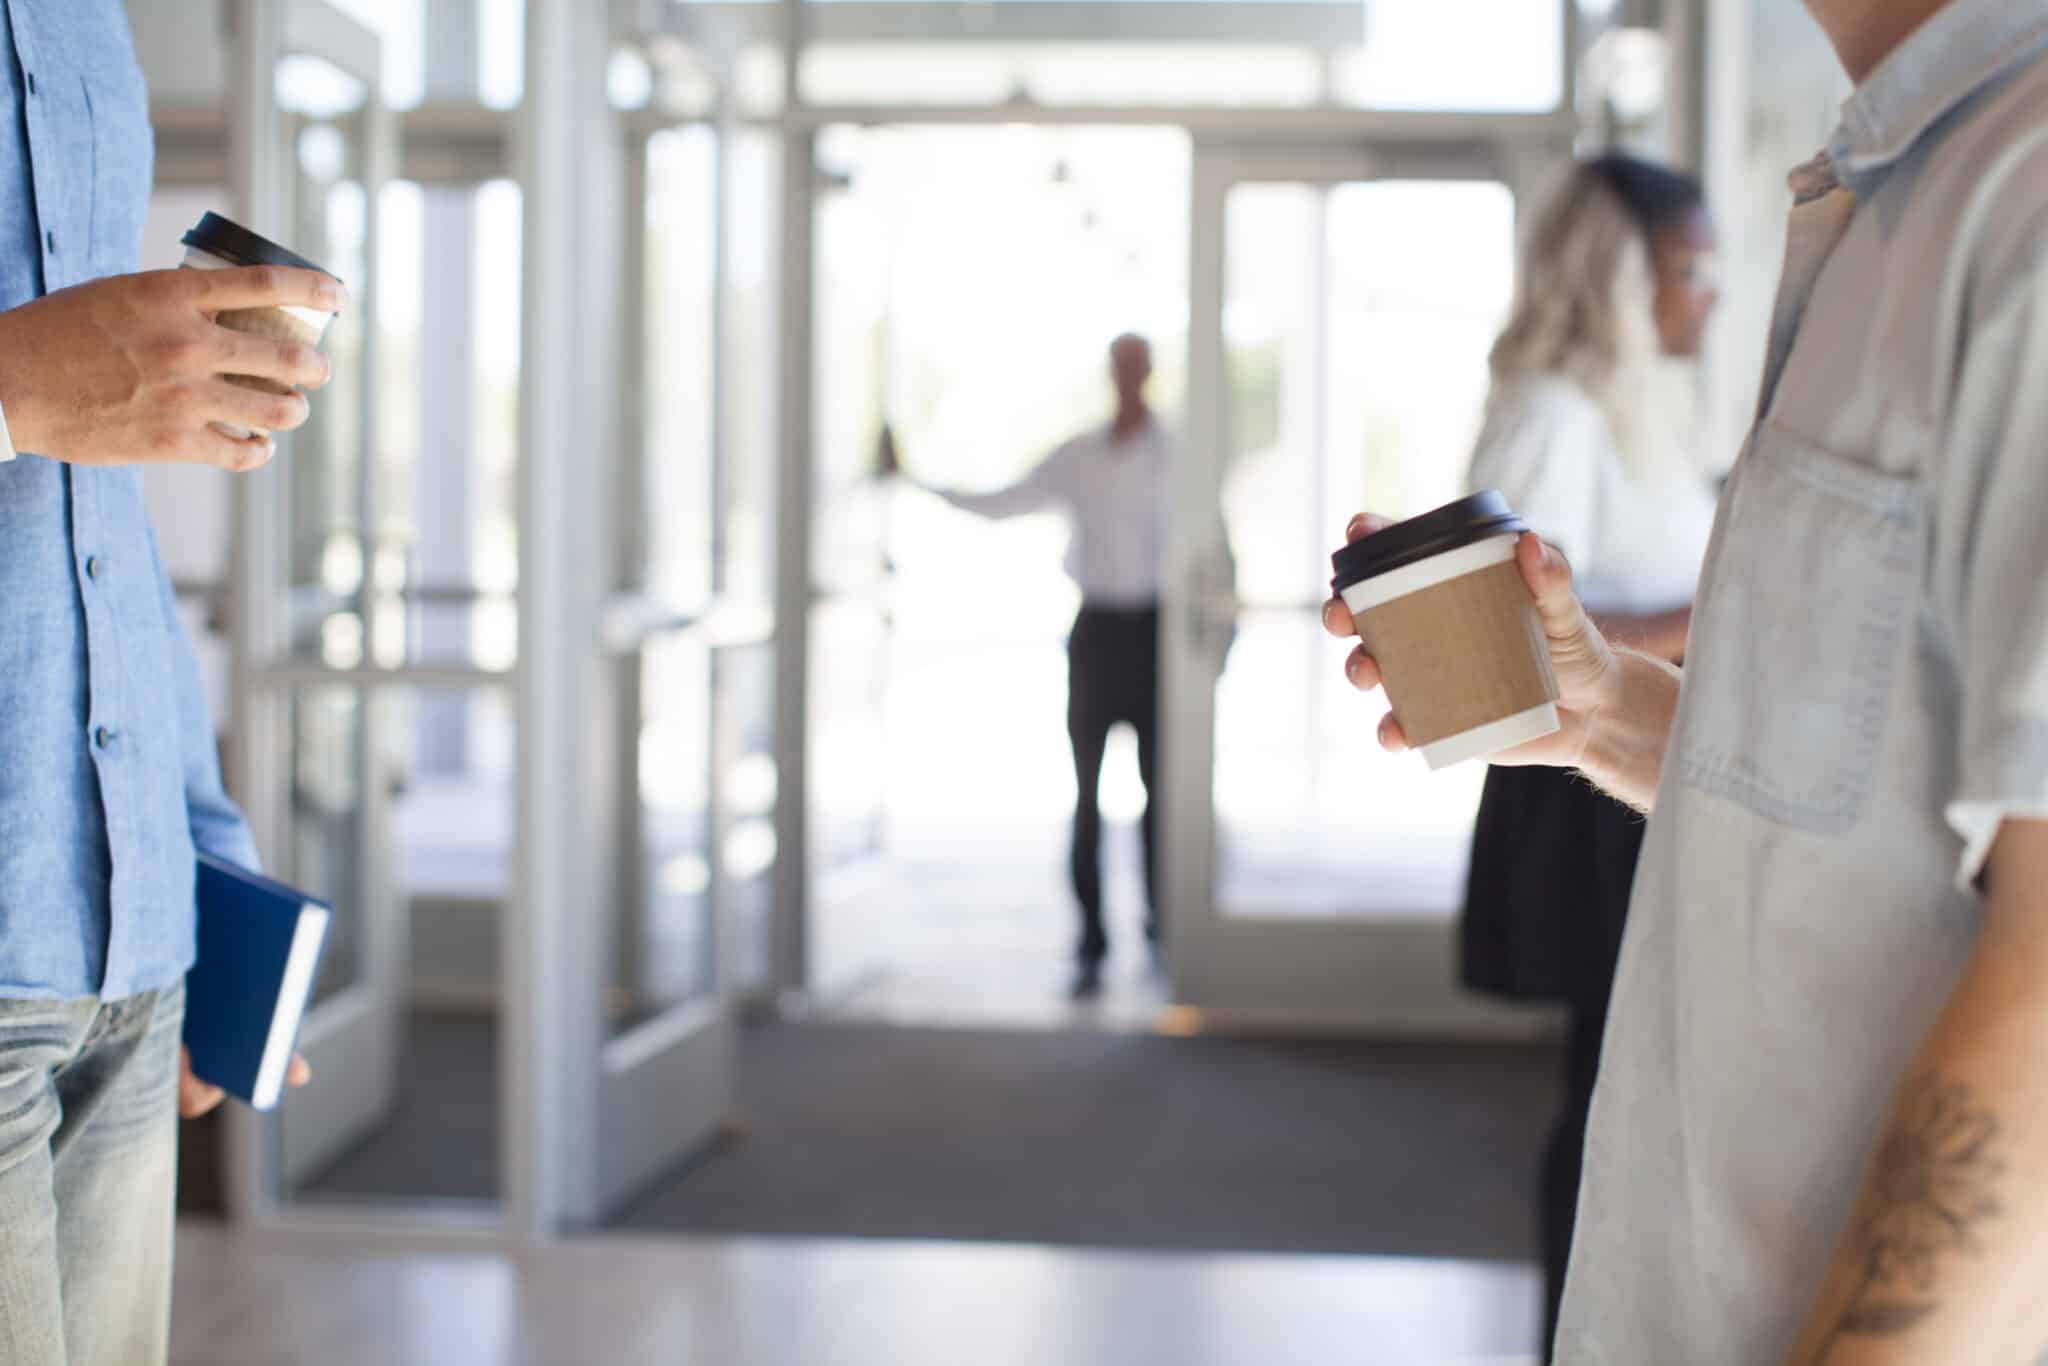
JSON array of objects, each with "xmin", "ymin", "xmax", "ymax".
[{"xmin": 913, "ymin": 443, "xmax": 1071, "ymax": 521}]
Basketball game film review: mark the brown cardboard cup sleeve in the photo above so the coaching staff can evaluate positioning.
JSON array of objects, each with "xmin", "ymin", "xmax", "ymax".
[{"xmin": 1339, "ymin": 534, "xmax": 1561, "ymax": 770}]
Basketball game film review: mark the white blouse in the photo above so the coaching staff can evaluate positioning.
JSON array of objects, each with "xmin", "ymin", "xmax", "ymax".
[{"xmin": 1465, "ymin": 375, "xmax": 1719, "ymax": 615}]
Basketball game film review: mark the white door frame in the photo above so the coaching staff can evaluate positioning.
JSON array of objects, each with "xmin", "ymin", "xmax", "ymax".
[
  {"xmin": 1162, "ymin": 132, "xmax": 1569, "ymax": 1038},
  {"xmin": 221, "ymin": 0, "xmax": 479, "ymax": 1231},
  {"xmin": 222, "ymin": 0, "xmax": 747, "ymax": 1240},
  {"xmin": 584, "ymin": 107, "xmax": 749, "ymax": 1221}
]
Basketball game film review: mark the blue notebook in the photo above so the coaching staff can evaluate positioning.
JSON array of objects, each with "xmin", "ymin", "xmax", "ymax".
[{"xmin": 182, "ymin": 854, "xmax": 332, "ymax": 1111}]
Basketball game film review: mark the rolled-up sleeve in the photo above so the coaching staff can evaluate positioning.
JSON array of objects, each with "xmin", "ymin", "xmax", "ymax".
[{"xmin": 1939, "ymin": 250, "xmax": 2048, "ymax": 887}]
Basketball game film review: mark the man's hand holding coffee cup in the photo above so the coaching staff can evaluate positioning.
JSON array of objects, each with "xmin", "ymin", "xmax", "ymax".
[
  {"xmin": 1321, "ymin": 511, "xmax": 1624, "ymax": 771},
  {"xmin": 0, "ymin": 265, "xmax": 345, "ymax": 471}
]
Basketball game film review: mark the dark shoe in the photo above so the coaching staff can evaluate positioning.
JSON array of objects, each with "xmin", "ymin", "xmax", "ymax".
[{"xmin": 1069, "ymin": 960, "xmax": 1105, "ymax": 999}]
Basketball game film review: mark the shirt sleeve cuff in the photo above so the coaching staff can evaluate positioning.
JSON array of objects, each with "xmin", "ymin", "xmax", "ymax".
[
  {"xmin": 1947, "ymin": 799, "xmax": 2048, "ymax": 890},
  {"xmin": 1950, "ymin": 716, "xmax": 2048, "ymax": 888},
  {"xmin": 190, "ymin": 817, "xmax": 263, "ymax": 876}
]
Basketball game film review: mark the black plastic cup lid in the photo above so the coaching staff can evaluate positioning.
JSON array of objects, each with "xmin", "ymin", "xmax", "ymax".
[
  {"xmin": 1330, "ymin": 490, "xmax": 1527, "ymax": 593},
  {"xmin": 181, "ymin": 212, "xmax": 339, "ymax": 283}
]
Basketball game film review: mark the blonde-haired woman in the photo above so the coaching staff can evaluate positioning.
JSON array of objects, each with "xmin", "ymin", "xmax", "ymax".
[{"xmin": 1457, "ymin": 153, "xmax": 1720, "ymax": 1358}]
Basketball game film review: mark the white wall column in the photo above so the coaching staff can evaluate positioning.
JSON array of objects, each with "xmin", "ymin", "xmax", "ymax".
[
  {"xmin": 769, "ymin": 0, "xmax": 814, "ymax": 998},
  {"xmin": 511, "ymin": 0, "xmax": 620, "ymax": 1235},
  {"xmin": 416, "ymin": 0, "xmax": 481, "ymax": 773}
]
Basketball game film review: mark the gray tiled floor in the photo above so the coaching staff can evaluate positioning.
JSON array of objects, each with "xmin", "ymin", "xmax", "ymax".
[{"xmin": 170, "ymin": 1221, "xmax": 1541, "ymax": 1366}]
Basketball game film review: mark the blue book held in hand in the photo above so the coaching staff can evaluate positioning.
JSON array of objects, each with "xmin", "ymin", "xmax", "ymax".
[{"xmin": 182, "ymin": 854, "xmax": 332, "ymax": 1111}]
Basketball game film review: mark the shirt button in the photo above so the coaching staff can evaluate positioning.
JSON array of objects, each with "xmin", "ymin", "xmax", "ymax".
[
  {"xmin": 84, "ymin": 556, "xmax": 101, "ymax": 581},
  {"xmin": 93, "ymin": 726, "xmax": 114, "ymax": 750},
  {"xmin": 43, "ymin": 229, "xmax": 54, "ymax": 254},
  {"xmin": 24, "ymin": 72, "xmax": 35, "ymax": 96}
]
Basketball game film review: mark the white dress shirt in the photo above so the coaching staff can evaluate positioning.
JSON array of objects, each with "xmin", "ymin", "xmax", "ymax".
[
  {"xmin": 1465, "ymin": 375, "xmax": 1717, "ymax": 617},
  {"xmin": 926, "ymin": 418, "xmax": 1170, "ymax": 608}
]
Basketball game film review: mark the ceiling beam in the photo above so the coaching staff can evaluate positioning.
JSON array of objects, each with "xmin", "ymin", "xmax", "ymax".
[{"xmin": 710, "ymin": 0, "xmax": 1363, "ymax": 45}]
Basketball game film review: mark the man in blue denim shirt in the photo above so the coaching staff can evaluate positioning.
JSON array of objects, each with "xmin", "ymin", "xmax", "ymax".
[{"xmin": 0, "ymin": 4, "xmax": 345, "ymax": 1364}]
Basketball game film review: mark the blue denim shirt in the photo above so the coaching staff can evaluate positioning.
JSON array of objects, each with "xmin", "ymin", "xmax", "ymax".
[{"xmin": 0, "ymin": 0, "xmax": 257, "ymax": 1001}]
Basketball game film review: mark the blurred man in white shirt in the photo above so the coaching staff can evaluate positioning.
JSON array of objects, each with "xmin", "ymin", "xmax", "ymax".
[{"xmin": 888, "ymin": 335, "xmax": 1181, "ymax": 998}]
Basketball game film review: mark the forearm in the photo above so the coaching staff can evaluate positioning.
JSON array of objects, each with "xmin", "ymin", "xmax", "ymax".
[
  {"xmin": 1575, "ymin": 649, "xmax": 1682, "ymax": 812},
  {"xmin": 1784, "ymin": 831, "xmax": 2048, "ymax": 1364},
  {"xmin": 924, "ymin": 481, "xmax": 1039, "ymax": 520},
  {"xmin": 1589, "ymin": 606, "xmax": 1690, "ymax": 663}
]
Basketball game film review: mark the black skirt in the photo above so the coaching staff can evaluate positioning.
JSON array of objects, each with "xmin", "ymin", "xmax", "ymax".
[{"xmin": 1459, "ymin": 764, "xmax": 1648, "ymax": 1008}]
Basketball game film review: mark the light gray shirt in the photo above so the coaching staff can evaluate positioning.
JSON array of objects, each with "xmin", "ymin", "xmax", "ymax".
[{"xmin": 1559, "ymin": 2, "xmax": 2048, "ymax": 1359}]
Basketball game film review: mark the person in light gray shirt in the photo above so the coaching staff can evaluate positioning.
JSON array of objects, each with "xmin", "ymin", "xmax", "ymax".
[{"xmin": 1328, "ymin": 0, "xmax": 2048, "ymax": 1358}]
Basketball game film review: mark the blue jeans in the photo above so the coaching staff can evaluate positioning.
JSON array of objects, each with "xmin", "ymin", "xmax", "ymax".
[{"xmin": 0, "ymin": 982, "xmax": 183, "ymax": 1366}]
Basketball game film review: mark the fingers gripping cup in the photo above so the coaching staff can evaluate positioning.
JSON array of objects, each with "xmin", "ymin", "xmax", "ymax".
[
  {"xmin": 1331, "ymin": 491, "xmax": 1562, "ymax": 771},
  {"xmin": 179, "ymin": 212, "xmax": 339, "ymax": 439}
]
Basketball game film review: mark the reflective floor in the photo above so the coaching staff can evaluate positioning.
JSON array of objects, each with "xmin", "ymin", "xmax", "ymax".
[
  {"xmin": 170, "ymin": 1222, "xmax": 1542, "ymax": 1366},
  {"xmin": 815, "ymin": 816, "xmax": 1171, "ymax": 1031}
]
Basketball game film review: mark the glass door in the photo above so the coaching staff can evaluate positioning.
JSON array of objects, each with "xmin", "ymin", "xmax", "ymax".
[
  {"xmin": 218, "ymin": 0, "xmax": 424, "ymax": 1213},
  {"xmin": 1166, "ymin": 139, "xmax": 1549, "ymax": 1033},
  {"xmin": 582, "ymin": 113, "xmax": 755, "ymax": 1215},
  {"xmin": 805, "ymin": 133, "xmax": 899, "ymax": 1001}
]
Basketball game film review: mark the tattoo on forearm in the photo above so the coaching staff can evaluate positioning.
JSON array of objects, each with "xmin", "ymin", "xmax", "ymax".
[{"xmin": 1809, "ymin": 1078, "xmax": 2004, "ymax": 1363}]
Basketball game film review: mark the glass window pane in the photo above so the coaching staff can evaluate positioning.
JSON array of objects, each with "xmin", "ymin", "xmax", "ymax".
[
  {"xmin": 1215, "ymin": 180, "xmax": 1515, "ymax": 921},
  {"xmin": 283, "ymin": 685, "xmax": 510, "ymax": 1210},
  {"xmin": 289, "ymin": 686, "xmax": 369, "ymax": 1005},
  {"xmin": 1333, "ymin": 0, "xmax": 1563, "ymax": 111},
  {"xmin": 324, "ymin": 0, "xmax": 425, "ymax": 107},
  {"xmin": 278, "ymin": 72, "xmax": 372, "ymax": 671},
  {"xmin": 617, "ymin": 637, "xmax": 717, "ymax": 1031},
  {"xmin": 645, "ymin": 127, "xmax": 719, "ymax": 609},
  {"xmin": 812, "ymin": 123, "xmax": 1188, "ymax": 567},
  {"xmin": 299, "ymin": 177, "xmax": 525, "ymax": 680},
  {"xmin": 723, "ymin": 129, "xmax": 781, "ymax": 606},
  {"xmin": 276, "ymin": 165, "xmax": 523, "ymax": 676},
  {"xmin": 478, "ymin": 0, "xmax": 526, "ymax": 109},
  {"xmin": 718, "ymin": 643, "xmax": 778, "ymax": 994},
  {"xmin": 605, "ymin": 630, "xmax": 780, "ymax": 1024}
]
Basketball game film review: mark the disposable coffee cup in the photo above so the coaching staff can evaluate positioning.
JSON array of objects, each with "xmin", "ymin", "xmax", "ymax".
[
  {"xmin": 179, "ymin": 211, "xmax": 340, "ymax": 439},
  {"xmin": 1330, "ymin": 490, "xmax": 1561, "ymax": 771}
]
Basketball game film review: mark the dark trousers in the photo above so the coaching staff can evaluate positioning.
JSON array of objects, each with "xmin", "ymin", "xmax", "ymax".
[
  {"xmin": 1540, "ymin": 995, "xmax": 1609, "ymax": 1361},
  {"xmin": 1066, "ymin": 603, "xmax": 1160, "ymax": 964}
]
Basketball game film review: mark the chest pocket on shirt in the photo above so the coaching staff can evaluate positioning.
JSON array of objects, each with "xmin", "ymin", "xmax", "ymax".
[{"xmin": 1676, "ymin": 423, "xmax": 1926, "ymax": 834}]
